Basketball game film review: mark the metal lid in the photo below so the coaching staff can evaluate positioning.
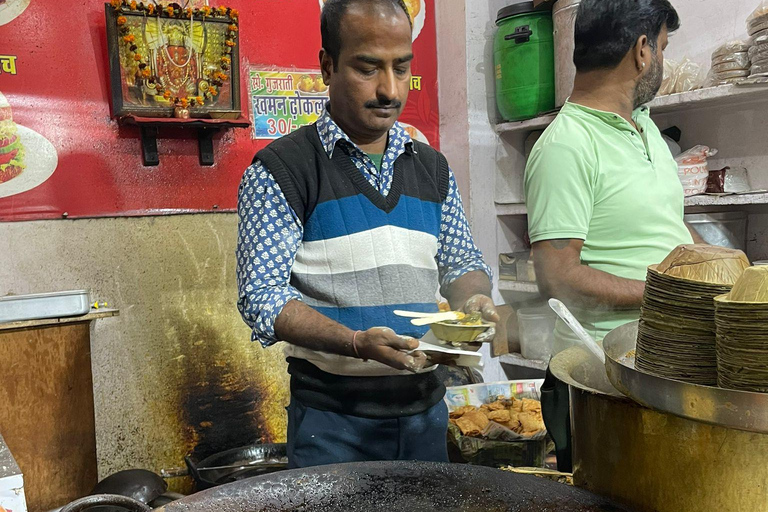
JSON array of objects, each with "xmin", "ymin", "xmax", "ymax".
[{"xmin": 496, "ymin": 2, "xmax": 546, "ymax": 24}]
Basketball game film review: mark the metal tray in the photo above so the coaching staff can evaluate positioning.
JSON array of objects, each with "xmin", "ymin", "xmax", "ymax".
[
  {"xmin": 0, "ymin": 290, "xmax": 91, "ymax": 324},
  {"xmin": 603, "ymin": 320, "xmax": 768, "ymax": 434}
]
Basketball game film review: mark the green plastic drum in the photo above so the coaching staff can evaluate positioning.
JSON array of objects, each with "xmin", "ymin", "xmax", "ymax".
[{"xmin": 494, "ymin": 3, "xmax": 555, "ymax": 122}]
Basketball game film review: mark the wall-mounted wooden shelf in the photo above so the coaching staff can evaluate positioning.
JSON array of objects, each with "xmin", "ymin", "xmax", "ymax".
[{"xmin": 117, "ymin": 115, "xmax": 251, "ymax": 167}]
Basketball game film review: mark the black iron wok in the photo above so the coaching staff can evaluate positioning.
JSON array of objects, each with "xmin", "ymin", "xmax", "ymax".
[
  {"xmin": 161, "ymin": 461, "xmax": 634, "ymax": 512},
  {"xmin": 185, "ymin": 443, "xmax": 288, "ymax": 489}
]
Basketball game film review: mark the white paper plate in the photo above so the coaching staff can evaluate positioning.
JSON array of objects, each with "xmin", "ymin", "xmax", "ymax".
[
  {"xmin": 400, "ymin": 122, "xmax": 430, "ymax": 145},
  {"xmin": 0, "ymin": 124, "xmax": 58, "ymax": 199},
  {"xmin": 0, "ymin": 0, "xmax": 31, "ymax": 26},
  {"xmin": 318, "ymin": 0, "xmax": 426, "ymax": 42}
]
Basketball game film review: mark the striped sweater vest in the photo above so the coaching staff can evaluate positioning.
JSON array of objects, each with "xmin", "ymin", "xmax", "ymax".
[{"xmin": 255, "ymin": 125, "xmax": 449, "ymax": 417}]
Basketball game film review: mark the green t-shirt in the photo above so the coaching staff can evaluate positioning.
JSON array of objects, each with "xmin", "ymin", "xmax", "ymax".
[
  {"xmin": 367, "ymin": 153, "xmax": 383, "ymax": 171},
  {"xmin": 524, "ymin": 101, "xmax": 693, "ymax": 349}
]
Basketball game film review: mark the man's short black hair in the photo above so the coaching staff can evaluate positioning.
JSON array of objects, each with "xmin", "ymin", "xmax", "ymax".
[
  {"xmin": 574, "ymin": 0, "xmax": 680, "ymax": 72},
  {"xmin": 321, "ymin": 0, "xmax": 412, "ymax": 68}
]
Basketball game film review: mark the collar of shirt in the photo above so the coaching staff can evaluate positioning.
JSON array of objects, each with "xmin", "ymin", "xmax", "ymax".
[
  {"xmin": 314, "ymin": 104, "xmax": 413, "ymax": 162},
  {"xmin": 563, "ymin": 100, "xmax": 651, "ymax": 132}
]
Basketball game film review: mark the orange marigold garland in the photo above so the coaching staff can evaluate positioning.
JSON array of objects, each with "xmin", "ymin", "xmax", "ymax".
[{"xmin": 112, "ymin": 0, "xmax": 238, "ymax": 111}]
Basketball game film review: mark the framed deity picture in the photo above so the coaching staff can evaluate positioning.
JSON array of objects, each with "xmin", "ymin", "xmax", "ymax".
[{"xmin": 105, "ymin": 2, "xmax": 241, "ymax": 118}]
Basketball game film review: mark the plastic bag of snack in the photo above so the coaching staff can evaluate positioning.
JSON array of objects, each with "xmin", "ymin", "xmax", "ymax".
[
  {"xmin": 749, "ymin": 42, "xmax": 768, "ymax": 58},
  {"xmin": 725, "ymin": 167, "xmax": 752, "ymax": 194},
  {"xmin": 660, "ymin": 58, "xmax": 678, "ymax": 96},
  {"xmin": 713, "ymin": 68, "xmax": 751, "ymax": 80},
  {"xmin": 748, "ymin": 1, "xmax": 768, "ymax": 35},
  {"xmin": 713, "ymin": 60, "xmax": 750, "ymax": 73},
  {"xmin": 752, "ymin": 61, "xmax": 768, "ymax": 75},
  {"xmin": 749, "ymin": 48, "xmax": 768, "ymax": 69},
  {"xmin": 710, "ymin": 77, "xmax": 749, "ymax": 86},
  {"xmin": 713, "ymin": 52, "xmax": 751, "ymax": 69},
  {"xmin": 674, "ymin": 58, "xmax": 707, "ymax": 93},
  {"xmin": 675, "ymin": 145, "xmax": 718, "ymax": 197},
  {"xmin": 753, "ymin": 28, "xmax": 768, "ymax": 46},
  {"xmin": 712, "ymin": 41, "xmax": 751, "ymax": 62},
  {"xmin": 706, "ymin": 167, "xmax": 728, "ymax": 194}
]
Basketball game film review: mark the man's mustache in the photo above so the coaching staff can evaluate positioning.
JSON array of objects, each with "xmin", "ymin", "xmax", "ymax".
[{"xmin": 365, "ymin": 100, "xmax": 402, "ymax": 109}]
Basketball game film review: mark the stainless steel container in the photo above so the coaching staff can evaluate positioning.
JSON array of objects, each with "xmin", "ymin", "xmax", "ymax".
[
  {"xmin": 553, "ymin": 0, "xmax": 580, "ymax": 107},
  {"xmin": 0, "ymin": 290, "xmax": 90, "ymax": 324},
  {"xmin": 684, "ymin": 211, "xmax": 748, "ymax": 251},
  {"xmin": 551, "ymin": 333, "xmax": 768, "ymax": 512}
]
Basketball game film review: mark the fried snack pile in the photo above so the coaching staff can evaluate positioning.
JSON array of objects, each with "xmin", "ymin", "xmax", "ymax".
[{"xmin": 449, "ymin": 398, "xmax": 545, "ymax": 438}]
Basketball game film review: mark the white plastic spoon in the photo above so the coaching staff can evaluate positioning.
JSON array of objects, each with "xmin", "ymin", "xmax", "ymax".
[
  {"xmin": 410, "ymin": 311, "xmax": 463, "ymax": 326},
  {"xmin": 394, "ymin": 310, "xmax": 438, "ymax": 318},
  {"xmin": 548, "ymin": 298, "xmax": 605, "ymax": 363}
]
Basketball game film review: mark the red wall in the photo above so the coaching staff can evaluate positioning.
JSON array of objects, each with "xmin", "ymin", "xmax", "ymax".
[{"xmin": 0, "ymin": 0, "xmax": 438, "ymax": 221}]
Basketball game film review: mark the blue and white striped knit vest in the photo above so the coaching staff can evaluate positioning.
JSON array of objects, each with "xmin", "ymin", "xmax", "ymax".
[{"xmin": 256, "ymin": 125, "xmax": 450, "ymax": 378}]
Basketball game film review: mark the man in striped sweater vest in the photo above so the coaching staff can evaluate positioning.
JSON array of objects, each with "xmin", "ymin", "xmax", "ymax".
[{"xmin": 237, "ymin": 0, "xmax": 511, "ymax": 468}]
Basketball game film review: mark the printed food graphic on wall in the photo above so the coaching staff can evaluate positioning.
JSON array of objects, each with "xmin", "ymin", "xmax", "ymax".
[
  {"xmin": 318, "ymin": 0, "xmax": 425, "ymax": 41},
  {"xmin": 400, "ymin": 122, "xmax": 430, "ymax": 146},
  {"xmin": 0, "ymin": 0, "xmax": 31, "ymax": 26},
  {"xmin": 0, "ymin": 92, "xmax": 25, "ymax": 184},
  {"xmin": 296, "ymin": 73, "xmax": 328, "ymax": 94},
  {"xmin": 0, "ymin": 92, "xmax": 58, "ymax": 199}
]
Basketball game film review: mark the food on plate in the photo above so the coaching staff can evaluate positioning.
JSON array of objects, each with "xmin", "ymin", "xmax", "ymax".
[
  {"xmin": 403, "ymin": 0, "xmax": 420, "ymax": 22},
  {"xmin": 509, "ymin": 398, "xmax": 524, "ymax": 412},
  {"xmin": 487, "ymin": 409, "xmax": 511, "ymax": 423},
  {"xmin": 297, "ymin": 74, "xmax": 315, "ymax": 93},
  {"xmin": 439, "ymin": 312, "xmax": 484, "ymax": 326},
  {"xmin": 313, "ymin": 75, "xmax": 328, "ymax": 93},
  {"xmin": 522, "ymin": 398, "xmax": 541, "ymax": 412},
  {"xmin": 462, "ymin": 410, "xmax": 489, "ymax": 430},
  {"xmin": 0, "ymin": 91, "xmax": 24, "ymax": 184},
  {"xmin": 449, "ymin": 405, "xmax": 475, "ymax": 419},
  {"xmin": 518, "ymin": 411, "xmax": 545, "ymax": 435},
  {"xmin": 449, "ymin": 397, "xmax": 546, "ymax": 438},
  {"xmin": 455, "ymin": 416, "xmax": 483, "ymax": 437},
  {"xmin": 458, "ymin": 312, "xmax": 483, "ymax": 325},
  {"xmin": 481, "ymin": 401, "xmax": 505, "ymax": 412},
  {"xmin": 404, "ymin": 125, "xmax": 419, "ymax": 140}
]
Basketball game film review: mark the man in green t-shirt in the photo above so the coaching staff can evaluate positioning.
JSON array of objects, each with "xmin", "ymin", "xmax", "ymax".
[
  {"xmin": 525, "ymin": 0, "xmax": 703, "ymax": 351},
  {"xmin": 525, "ymin": 0, "xmax": 704, "ymax": 472}
]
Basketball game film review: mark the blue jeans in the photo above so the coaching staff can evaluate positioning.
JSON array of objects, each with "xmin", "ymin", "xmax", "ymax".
[{"xmin": 286, "ymin": 397, "xmax": 449, "ymax": 468}]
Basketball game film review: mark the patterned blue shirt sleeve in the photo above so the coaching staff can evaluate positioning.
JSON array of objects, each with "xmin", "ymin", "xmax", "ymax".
[
  {"xmin": 236, "ymin": 161, "xmax": 304, "ymax": 347},
  {"xmin": 438, "ymin": 168, "xmax": 493, "ymax": 291}
]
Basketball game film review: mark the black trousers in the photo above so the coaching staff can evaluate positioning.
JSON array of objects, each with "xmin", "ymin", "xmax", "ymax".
[{"xmin": 540, "ymin": 366, "xmax": 572, "ymax": 472}]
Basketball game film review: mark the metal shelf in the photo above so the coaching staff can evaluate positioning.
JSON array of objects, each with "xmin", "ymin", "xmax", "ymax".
[
  {"xmin": 495, "ymin": 84, "xmax": 768, "ymax": 135},
  {"xmin": 649, "ymin": 83, "xmax": 768, "ymax": 115},
  {"xmin": 684, "ymin": 192, "xmax": 768, "ymax": 208},
  {"xmin": 498, "ymin": 353, "xmax": 548, "ymax": 371},
  {"xmin": 495, "ymin": 113, "xmax": 558, "ymax": 135},
  {"xmin": 495, "ymin": 203, "xmax": 527, "ymax": 216},
  {"xmin": 497, "ymin": 280, "xmax": 539, "ymax": 294},
  {"xmin": 497, "ymin": 190, "xmax": 768, "ymax": 217}
]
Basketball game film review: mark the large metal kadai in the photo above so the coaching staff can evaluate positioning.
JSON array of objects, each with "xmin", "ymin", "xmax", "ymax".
[{"xmin": 551, "ymin": 327, "xmax": 768, "ymax": 512}]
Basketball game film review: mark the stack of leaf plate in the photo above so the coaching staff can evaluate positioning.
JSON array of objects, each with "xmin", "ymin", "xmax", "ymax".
[
  {"xmin": 715, "ymin": 266, "xmax": 768, "ymax": 392},
  {"xmin": 636, "ymin": 245, "xmax": 751, "ymax": 385}
]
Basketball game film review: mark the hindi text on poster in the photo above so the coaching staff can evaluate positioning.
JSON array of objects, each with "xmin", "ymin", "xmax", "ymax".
[{"xmin": 249, "ymin": 69, "xmax": 329, "ymax": 139}]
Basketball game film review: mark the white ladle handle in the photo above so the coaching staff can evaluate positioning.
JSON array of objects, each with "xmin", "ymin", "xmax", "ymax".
[{"xmin": 548, "ymin": 298, "xmax": 605, "ymax": 363}]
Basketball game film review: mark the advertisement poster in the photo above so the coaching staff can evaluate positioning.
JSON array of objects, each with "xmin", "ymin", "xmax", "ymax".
[
  {"xmin": 0, "ymin": 0, "xmax": 438, "ymax": 221},
  {"xmin": 248, "ymin": 69, "xmax": 434, "ymax": 146},
  {"xmin": 249, "ymin": 70, "xmax": 329, "ymax": 139}
]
